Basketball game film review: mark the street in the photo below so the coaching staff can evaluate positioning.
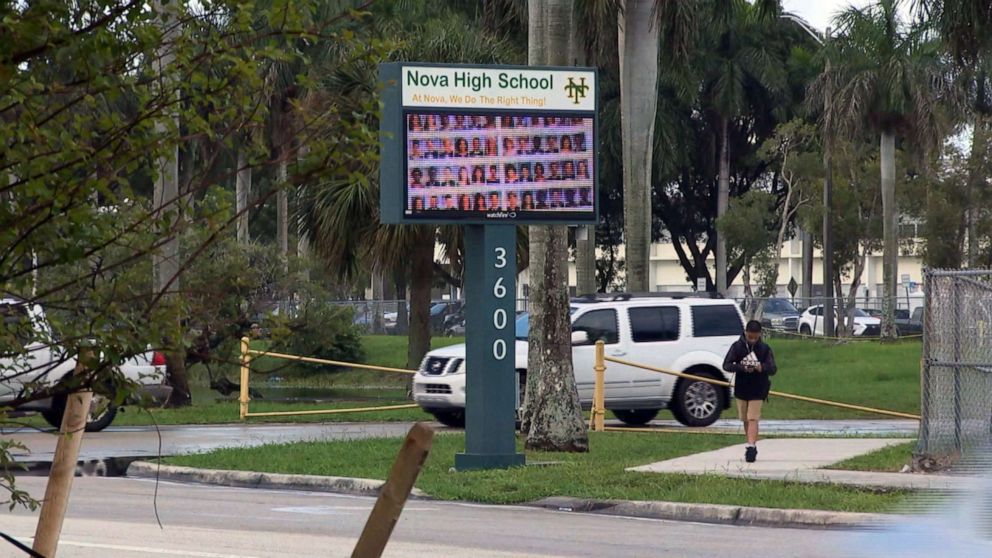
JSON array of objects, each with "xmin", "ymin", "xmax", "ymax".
[{"xmin": 2, "ymin": 476, "xmax": 868, "ymax": 558}]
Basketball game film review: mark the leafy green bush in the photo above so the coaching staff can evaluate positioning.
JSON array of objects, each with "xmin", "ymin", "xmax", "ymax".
[{"xmin": 267, "ymin": 291, "xmax": 365, "ymax": 376}]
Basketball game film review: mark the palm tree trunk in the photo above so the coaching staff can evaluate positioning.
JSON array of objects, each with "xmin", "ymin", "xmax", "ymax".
[
  {"xmin": 521, "ymin": 0, "xmax": 588, "ymax": 453},
  {"xmin": 236, "ymin": 149, "xmax": 251, "ymax": 244},
  {"xmin": 406, "ymin": 234, "xmax": 433, "ymax": 377},
  {"xmin": 966, "ymin": 114, "xmax": 988, "ymax": 266},
  {"xmin": 575, "ymin": 229, "xmax": 596, "ymax": 295},
  {"xmin": 880, "ymin": 131, "xmax": 898, "ymax": 339},
  {"xmin": 618, "ymin": 0, "xmax": 659, "ymax": 293},
  {"xmin": 153, "ymin": 0, "xmax": 189, "ymax": 407},
  {"xmin": 716, "ymin": 117, "xmax": 730, "ymax": 294},
  {"xmin": 277, "ymin": 159, "xmax": 289, "ymax": 273}
]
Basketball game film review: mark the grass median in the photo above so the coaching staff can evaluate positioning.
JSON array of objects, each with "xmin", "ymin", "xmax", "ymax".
[
  {"xmin": 166, "ymin": 431, "xmax": 910, "ymax": 513},
  {"xmin": 827, "ymin": 441, "xmax": 917, "ymax": 472}
]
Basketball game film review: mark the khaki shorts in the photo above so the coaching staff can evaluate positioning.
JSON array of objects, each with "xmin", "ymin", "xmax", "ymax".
[{"xmin": 736, "ymin": 399, "xmax": 763, "ymax": 422}]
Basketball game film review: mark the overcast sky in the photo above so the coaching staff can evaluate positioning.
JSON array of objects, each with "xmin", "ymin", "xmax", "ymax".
[{"xmin": 782, "ymin": 0, "xmax": 914, "ymax": 31}]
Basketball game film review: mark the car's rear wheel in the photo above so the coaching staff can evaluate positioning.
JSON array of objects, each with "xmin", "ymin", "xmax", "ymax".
[
  {"xmin": 430, "ymin": 409, "xmax": 465, "ymax": 428},
  {"xmin": 613, "ymin": 409, "xmax": 659, "ymax": 426},
  {"xmin": 800, "ymin": 324, "xmax": 812, "ymax": 336},
  {"xmin": 41, "ymin": 393, "xmax": 119, "ymax": 432},
  {"xmin": 671, "ymin": 373, "xmax": 724, "ymax": 427}
]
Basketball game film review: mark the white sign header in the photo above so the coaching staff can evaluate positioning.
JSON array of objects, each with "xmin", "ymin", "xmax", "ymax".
[{"xmin": 401, "ymin": 66, "xmax": 595, "ymax": 112}]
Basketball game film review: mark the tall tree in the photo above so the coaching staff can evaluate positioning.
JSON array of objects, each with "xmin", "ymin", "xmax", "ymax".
[
  {"xmin": 519, "ymin": 0, "xmax": 588, "ymax": 453},
  {"xmin": 618, "ymin": 0, "xmax": 659, "ymax": 293},
  {"xmin": 810, "ymin": 0, "xmax": 953, "ymax": 338}
]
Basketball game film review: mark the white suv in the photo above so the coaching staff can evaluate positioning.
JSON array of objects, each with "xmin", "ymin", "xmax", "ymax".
[
  {"xmin": 1, "ymin": 296, "xmax": 170, "ymax": 431},
  {"xmin": 412, "ymin": 294, "xmax": 745, "ymax": 428}
]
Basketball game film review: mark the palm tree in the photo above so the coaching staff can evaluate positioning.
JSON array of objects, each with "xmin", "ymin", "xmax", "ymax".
[
  {"xmin": 697, "ymin": 0, "xmax": 787, "ymax": 293},
  {"xmin": 302, "ymin": 1, "xmax": 519, "ymax": 369},
  {"xmin": 809, "ymin": 0, "xmax": 953, "ymax": 338},
  {"xmin": 618, "ymin": 0, "xmax": 660, "ymax": 293}
]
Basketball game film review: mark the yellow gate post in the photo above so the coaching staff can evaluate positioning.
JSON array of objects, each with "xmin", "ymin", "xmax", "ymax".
[
  {"xmin": 240, "ymin": 336, "xmax": 251, "ymax": 421},
  {"xmin": 592, "ymin": 340, "xmax": 606, "ymax": 432}
]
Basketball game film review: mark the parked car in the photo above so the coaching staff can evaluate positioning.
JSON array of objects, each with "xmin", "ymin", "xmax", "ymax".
[
  {"xmin": 443, "ymin": 307, "xmax": 466, "ymax": 337},
  {"xmin": 746, "ymin": 298, "xmax": 801, "ymax": 332},
  {"xmin": 1, "ymin": 296, "xmax": 170, "ymax": 431},
  {"xmin": 798, "ymin": 305, "xmax": 881, "ymax": 337},
  {"xmin": 430, "ymin": 301, "xmax": 463, "ymax": 333},
  {"xmin": 413, "ymin": 293, "xmax": 745, "ymax": 428},
  {"xmin": 895, "ymin": 307, "xmax": 924, "ymax": 336}
]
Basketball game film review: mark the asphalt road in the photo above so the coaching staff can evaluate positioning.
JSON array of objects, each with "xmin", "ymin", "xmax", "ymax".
[
  {"xmin": 3, "ymin": 419, "xmax": 918, "ymax": 462},
  {"xmin": 2, "ymin": 476, "xmax": 878, "ymax": 558}
]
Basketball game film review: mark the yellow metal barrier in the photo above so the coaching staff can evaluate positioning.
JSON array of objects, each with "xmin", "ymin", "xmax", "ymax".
[
  {"xmin": 589, "ymin": 340, "xmax": 921, "ymax": 433},
  {"xmin": 238, "ymin": 337, "xmax": 420, "ymax": 420}
]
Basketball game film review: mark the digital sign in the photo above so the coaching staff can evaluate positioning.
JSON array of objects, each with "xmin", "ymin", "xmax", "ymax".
[{"xmin": 379, "ymin": 63, "xmax": 597, "ymax": 224}]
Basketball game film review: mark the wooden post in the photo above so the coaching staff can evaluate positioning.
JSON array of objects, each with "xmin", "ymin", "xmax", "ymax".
[
  {"xmin": 239, "ymin": 336, "xmax": 250, "ymax": 421},
  {"xmin": 592, "ymin": 340, "xmax": 606, "ymax": 432},
  {"xmin": 352, "ymin": 423, "xmax": 434, "ymax": 558},
  {"xmin": 33, "ymin": 349, "xmax": 94, "ymax": 558}
]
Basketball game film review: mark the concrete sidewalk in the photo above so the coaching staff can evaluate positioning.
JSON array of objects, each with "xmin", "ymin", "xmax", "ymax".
[{"xmin": 628, "ymin": 438, "xmax": 970, "ymax": 490}]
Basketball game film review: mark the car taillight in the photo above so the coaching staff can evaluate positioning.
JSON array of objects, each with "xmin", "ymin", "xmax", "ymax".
[{"xmin": 152, "ymin": 352, "xmax": 167, "ymax": 366}]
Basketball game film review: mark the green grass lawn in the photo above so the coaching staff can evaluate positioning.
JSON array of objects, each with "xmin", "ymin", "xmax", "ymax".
[
  {"xmin": 167, "ymin": 431, "xmax": 909, "ymax": 513},
  {"xmin": 827, "ymin": 441, "xmax": 917, "ymax": 472},
  {"xmin": 755, "ymin": 338, "xmax": 920, "ymax": 419}
]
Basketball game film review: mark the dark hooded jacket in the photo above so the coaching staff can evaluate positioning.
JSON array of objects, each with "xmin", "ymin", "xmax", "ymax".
[{"xmin": 723, "ymin": 335, "xmax": 777, "ymax": 401}]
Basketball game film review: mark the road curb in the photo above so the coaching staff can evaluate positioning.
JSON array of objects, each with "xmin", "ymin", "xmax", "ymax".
[
  {"xmin": 126, "ymin": 462, "xmax": 893, "ymax": 529},
  {"xmin": 125, "ymin": 461, "xmax": 429, "ymax": 498},
  {"xmin": 529, "ymin": 496, "xmax": 894, "ymax": 528}
]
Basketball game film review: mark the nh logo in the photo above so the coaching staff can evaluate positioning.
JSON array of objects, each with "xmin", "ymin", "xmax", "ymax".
[{"xmin": 565, "ymin": 77, "xmax": 589, "ymax": 104}]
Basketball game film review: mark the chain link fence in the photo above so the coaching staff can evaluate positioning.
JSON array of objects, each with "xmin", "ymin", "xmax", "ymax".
[{"xmin": 919, "ymin": 269, "xmax": 992, "ymax": 458}]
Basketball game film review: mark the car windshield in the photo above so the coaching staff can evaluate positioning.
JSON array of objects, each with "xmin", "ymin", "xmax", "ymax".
[
  {"xmin": 851, "ymin": 308, "xmax": 869, "ymax": 318},
  {"xmin": 764, "ymin": 299, "xmax": 798, "ymax": 313},
  {"xmin": 430, "ymin": 303, "xmax": 447, "ymax": 316},
  {"xmin": 515, "ymin": 307, "xmax": 577, "ymax": 340}
]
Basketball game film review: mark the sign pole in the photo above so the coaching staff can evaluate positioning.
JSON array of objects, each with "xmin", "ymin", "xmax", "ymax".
[{"xmin": 455, "ymin": 224, "xmax": 525, "ymax": 470}]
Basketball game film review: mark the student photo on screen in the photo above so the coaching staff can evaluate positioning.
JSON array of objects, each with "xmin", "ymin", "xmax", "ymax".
[
  {"xmin": 517, "ymin": 136, "xmax": 531, "ymax": 155},
  {"xmin": 470, "ymin": 137, "xmax": 484, "ymax": 156},
  {"xmin": 444, "ymin": 194, "xmax": 456, "ymax": 209},
  {"xmin": 561, "ymin": 135, "xmax": 573, "ymax": 153},
  {"xmin": 458, "ymin": 167, "xmax": 471, "ymax": 186},
  {"xmin": 519, "ymin": 163, "xmax": 532, "ymax": 183},
  {"xmin": 459, "ymin": 194, "xmax": 472, "ymax": 210},
  {"xmin": 503, "ymin": 136, "xmax": 515, "ymax": 156},
  {"xmin": 441, "ymin": 167, "xmax": 455, "ymax": 187},
  {"xmin": 442, "ymin": 138, "xmax": 455, "ymax": 158},
  {"xmin": 455, "ymin": 115, "xmax": 467, "ymax": 130},
  {"xmin": 578, "ymin": 187, "xmax": 592, "ymax": 207},
  {"xmin": 547, "ymin": 135, "xmax": 560, "ymax": 154},
  {"xmin": 455, "ymin": 138, "xmax": 469, "ymax": 157},
  {"xmin": 522, "ymin": 191, "xmax": 535, "ymax": 210},
  {"xmin": 488, "ymin": 191, "xmax": 501, "ymax": 210},
  {"xmin": 534, "ymin": 162, "xmax": 546, "ymax": 182},
  {"xmin": 501, "ymin": 116, "xmax": 514, "ymax": 128},
  {"xmin": 410, "ymin": 140, "xmax": 423, "ymax": 159},
  {"xmin": 487, "ymin": 165, "xmax": 500, "ymax": 184},
  {"xmin": 474, "ymin": 193, "xmax": 487, "ymax": 211},
  {"xmin": 504, "ymin": 163, "xmax": 518, "ymax": 184},
  {"xmin": 412, "ymin": 196, "xmax": 425, "ymax": 211},
  {"xmin": 472, "ymin": 165, "xmax": 485, "ymax": 184},
  {"xmin": 549, "ymin": 161, "xmax": 561, "ymax": 181},
  {"xmin": 574, "ymin": 133, "xmax": 586, "ymax": 152},
  {"xmin": 426, "ymin": 167, "xmax": 440, "ymax": 187},
  {"xmin": 410, "ymin": 168, "xmax": 423, "ymax": 188},
  {"xmin": 578, "ymin": 159, "xmax": 590, "ymax": 179},
  {"xmin": 535, "ymin": 190, "xmax": 549, "ymax": 209},
  {"xmin": 429, "ymin": 195, "xmax": 439, "ymax": 209},
  {"xmin": 408, "ymin": 114, "xmax": 422, "ymax": 132},
  {"xmin": 563, "ymin": 160, "xmax": 576, "ymax": 180},
  {"xmin": 486, "ymin": 137, "xmax": 498, "ymax": 156},
  {"xmin": 532, "ymin": 136, "xmax": 544, "ymax": 154},
  {"xmin": 507, "ymin": 191, "xmax": 520, "ymax": 211}
]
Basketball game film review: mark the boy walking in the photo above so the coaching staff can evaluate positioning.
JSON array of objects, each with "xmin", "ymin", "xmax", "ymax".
[{"xmin": 723, "ymin": 320, "xmax": 777, "ymax": 463}]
